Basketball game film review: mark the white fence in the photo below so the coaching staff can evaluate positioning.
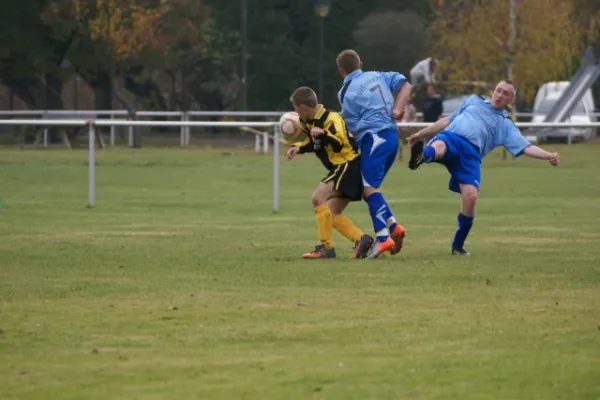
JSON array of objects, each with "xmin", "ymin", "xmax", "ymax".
[
  {"xmin": 0, "ymin": 119, "xmax": 599, "ymax": 212},
  {"xmin": 3, "ymin": 109, "xmax": 600, "ymax": 151}
]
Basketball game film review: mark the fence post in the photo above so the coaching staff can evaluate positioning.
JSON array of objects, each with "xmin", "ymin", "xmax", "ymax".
[
  {"xmin": 273, "ymin": 124, "xmax": 279, "ymax": 213},
  {"xmin": 180, "ymin": 112, "xmax": 186, "ymax": 147},
  {"xmin": 185, "ymin": 112, "xmax": 191, "ymax": 146},
  {"xmin": 110, "ymin": 112, "xmax": 116, "ymax": 146},
  {"xmin": 263, "ymin": 132, "xmax": 269, "ymax": 153},
  {"xmin": 43, "ymin": 111, "xmax": 49, "ymax": 147},
  {"xmin": 88, "ymin": 121, "xmax": 95, "ymax": 208},
  {"xmin": 128, "ymin": 125, "xmax": 134, "ymax": 147},
  {"xmin": 255, "ymin": 133, "xmax": 261, "ymax": 153}
]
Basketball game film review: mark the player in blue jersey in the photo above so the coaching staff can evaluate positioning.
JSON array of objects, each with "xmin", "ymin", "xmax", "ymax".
[
  {"xmin": 406, "ymin": 79, "xmax": 560, "ymax": 255},
  {"xmin": 336, "ymin": 49, "xmax": 413, "ymax": 259}
]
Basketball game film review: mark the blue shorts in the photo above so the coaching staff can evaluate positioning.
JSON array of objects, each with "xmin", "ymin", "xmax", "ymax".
[
  {"xmin": 359, "ymin": 128, "xmax": 399, "ymax": 188},
  {"xmin": 428, "ymin": 131, "xmax": 481, "ymax": 193}
]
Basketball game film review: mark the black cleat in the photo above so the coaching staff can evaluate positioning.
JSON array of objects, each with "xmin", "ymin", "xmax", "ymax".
[
  {"xmin": 303, "ymin": 244, "xmax": 336, "ymax": 259},
  {"xmin": 408, "ymin": 140, "xmax": 425, "ymax": 170},
  {"xmin": 352, "ymin": 234, "xmax": 374, "ymax": 259},
  {"xmin": 452, "ymin": 248, "xmax": 471, "ymax": 256}
]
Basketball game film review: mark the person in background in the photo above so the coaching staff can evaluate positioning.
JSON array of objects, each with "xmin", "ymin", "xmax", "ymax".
[{"xmin": 410, "ymin": 57, "xmax": 439, "ymax": 97}]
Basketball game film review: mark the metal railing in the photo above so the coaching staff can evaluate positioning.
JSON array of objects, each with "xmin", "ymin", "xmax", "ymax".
[{"xmin": 0, "ymin": 118, "xmax": 599, "ymax": 212}]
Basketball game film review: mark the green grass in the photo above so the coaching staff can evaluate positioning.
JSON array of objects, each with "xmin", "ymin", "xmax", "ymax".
[{"xmin": 1, "ymin": 142, "xmax": 599, "ymax": 399}]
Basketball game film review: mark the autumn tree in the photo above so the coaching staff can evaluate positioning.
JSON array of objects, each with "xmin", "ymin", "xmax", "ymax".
[{"xmin": 429, "ymin": 0, "xmax": 584, "ymax": 104}]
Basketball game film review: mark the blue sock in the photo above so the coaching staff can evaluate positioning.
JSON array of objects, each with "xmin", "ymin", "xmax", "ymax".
[
  {"xmin": 366, "ymin": 192, "xmax": 390, "ymax": 242},
  {"xmin": 423, "ymin": 145, "xmax": 436, "ymax": 163},
  {"xmin": 452, "ymin": 213, "xmax": 474, "ymax": 249}
]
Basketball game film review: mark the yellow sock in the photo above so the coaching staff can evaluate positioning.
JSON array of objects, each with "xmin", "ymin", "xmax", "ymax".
[
  {"xmin": 332, "ymin": 215, "xmax": 363, "ymax": 243},
  {"xmin": 314, "ymin": 204, "xmax": 333, "ymax": 249}
]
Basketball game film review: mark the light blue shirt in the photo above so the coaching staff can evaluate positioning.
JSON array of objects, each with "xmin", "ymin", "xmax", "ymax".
[
  {"xmin": 448, "ymin": 95, "xmax": 530, "ymax": 157},
  {"xmin": 338, "ymin": 69, "xmax": 407, "ymax": 143}
]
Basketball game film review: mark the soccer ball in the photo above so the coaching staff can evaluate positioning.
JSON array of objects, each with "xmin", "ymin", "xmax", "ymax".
[{"xmin": 278, "ymin": 111, "xmax": 305, "ymax": 140}]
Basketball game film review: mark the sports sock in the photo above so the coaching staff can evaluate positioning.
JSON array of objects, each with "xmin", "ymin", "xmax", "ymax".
[
  {"xmin": 366, "ymin": 192, "xmax": 390, "ymax": 242},
  {"xmin": 332, "ymin": 215, "xmax": 363, "ymax": 243},
  {"xmin": 452, "ymin": 213, "xmax": 474, "ymax": 249},
  {"xmin": 386, "ymin": 215, "xmax": 398, "ymax": 233},
  {"xmin": 423, "ymin": 145, "xmax": 436, "ymax": 163},
  {"xmin": 314, "ymin": 204, "xmax": 333, "ymax": 249}
]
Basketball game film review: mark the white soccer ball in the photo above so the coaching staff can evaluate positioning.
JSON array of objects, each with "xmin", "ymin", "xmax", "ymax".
[{"xmin": 278, "ymin": 111, "xmax": 305, "ymax": 140}]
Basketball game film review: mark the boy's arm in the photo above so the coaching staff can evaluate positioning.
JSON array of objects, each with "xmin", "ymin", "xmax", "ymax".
[{"xmin": 296, "ymin": 136, "xmax": 314, "ymax": 153}]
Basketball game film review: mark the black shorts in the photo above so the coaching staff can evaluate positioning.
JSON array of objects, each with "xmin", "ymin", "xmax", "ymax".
[{"xmin": 321, "ymin": 157, "xmax": 363, "ymax": 201}]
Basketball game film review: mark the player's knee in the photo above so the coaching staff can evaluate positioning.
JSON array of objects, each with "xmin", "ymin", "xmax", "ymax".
[
  {"xmin": 311, "ymin": 191, "xmax": 327, "ymax": 207},
  {"xmin": 363, "ymin": 186, "xmax": 378, "ymax": 198},
  {"xmin": 462, "ymin": 189, "xmax": 478, "ymax": 208},
  {"xmin": 431, "ymin": 141, "xmax": 446, "ymax": 159}
]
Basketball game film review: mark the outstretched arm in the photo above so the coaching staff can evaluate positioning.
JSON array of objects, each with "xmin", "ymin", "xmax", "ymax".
[
  {"xmin": 523, "ymin": 145, "xmax": 560, "ymax": 165},
  {"xmin": 406, "ymin": 117, "xmax": 450, "ymax": 146}
]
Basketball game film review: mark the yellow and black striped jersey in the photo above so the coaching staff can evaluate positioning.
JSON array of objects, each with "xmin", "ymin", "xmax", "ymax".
[{"xmin": 294, "ymin": 104, "xmax": 359, "ymax": 169}]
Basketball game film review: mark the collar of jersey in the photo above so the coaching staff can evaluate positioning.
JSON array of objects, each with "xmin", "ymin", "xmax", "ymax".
[
  {"xmin": 308, "ymin": 104, "xmax": 326, "ymax": 123},
  {"xmin": 343, "ymin": 69, "xmax": 363, "ymax": 84},
  {"xmin": 482, "ymin": 98, "xmax": 509, "ymax": 116}
]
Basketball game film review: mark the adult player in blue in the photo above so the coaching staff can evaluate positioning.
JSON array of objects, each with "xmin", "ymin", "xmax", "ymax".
[
  {"xmin": 406, "ymin": 79, "xmax": 560, "ymax": 255},
  {"xmin": 336, "ymin": 49, "xmax": 412, "ymax": 259}
]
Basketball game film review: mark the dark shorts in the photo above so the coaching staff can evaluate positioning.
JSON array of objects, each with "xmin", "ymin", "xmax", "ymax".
[
  {"xmin": 428, "ymin": 131, "xmax": 482, "ymax": 193},
  {"xmin": 321, "ymin": 156, "xmax": 363, "ymax": 201}
]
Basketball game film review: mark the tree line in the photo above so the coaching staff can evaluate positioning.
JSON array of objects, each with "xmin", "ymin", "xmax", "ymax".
[{"xmin": 0, "ymin": 0, "xmax": 598, "ymax": 114}]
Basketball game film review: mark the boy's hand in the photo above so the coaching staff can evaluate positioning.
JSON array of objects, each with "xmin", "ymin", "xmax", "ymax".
[
  {"xmin": 548, "ymin": 152, "xmax": 560, "ymax": 166},
  {"xmin": 310, "ymin": 127, "xmax": 325, "ymax": 137},
  {"xmin": 286, "ymin": 146, "xmax": 300, "ymax": 160}
]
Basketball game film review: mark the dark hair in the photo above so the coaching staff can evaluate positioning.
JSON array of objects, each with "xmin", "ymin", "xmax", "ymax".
[
  {"xmin": 290, "ymin": 86, "xmax": 318, "ymax": 107},
  {"xmin": 336, "ymin": 49, "xmax": 361, "ymax": 74}
]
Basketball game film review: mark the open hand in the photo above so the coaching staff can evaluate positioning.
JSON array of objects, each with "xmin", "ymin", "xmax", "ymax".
[
  {"xmin": 406, "ymin": 134, "xmax": 420, "ymax": 147},
  {"xmin": 286, "ymin": 146, "xmax": 300, "ymax": 160}
]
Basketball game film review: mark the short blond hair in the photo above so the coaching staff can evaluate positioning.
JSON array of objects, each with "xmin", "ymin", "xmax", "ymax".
[
  {"xmin": 290, "ymin": 86, "xmax": 318, "ymax": 107},
  {"xmin": 336, "ymin": 49, "xmax": 361, "ymax": 74}
]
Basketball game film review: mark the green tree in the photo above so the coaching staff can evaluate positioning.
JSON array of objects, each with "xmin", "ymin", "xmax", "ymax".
[{"xmin": 353, "ymin": 11, "xmax": 429, "ymax": 77}]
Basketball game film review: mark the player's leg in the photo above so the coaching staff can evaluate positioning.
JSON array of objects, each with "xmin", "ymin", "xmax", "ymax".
[
  {"xmin": 448, "ymin": 147, "xmax": 481, "ymax": 256},
  {"xmin": 328, "ymin": 196, "xmax": 373, "ymax": 259},
  {"xmin": 409, "ymin": 136, "xmax": 448, "ymax": 170},
  {"xmin": 360, "ymin": 130, "xmax": 403, "ymax": 259},
  {"xmin": 451, "ymin": 184, "xmax": 477, "ymax": 256},
  {"xmin": 328, "ymin": 197, "xmax": 359, "ymax": 241},
  {"xmin": 303, "ymin": 180, "xmax": 337, "ymax": 259}
]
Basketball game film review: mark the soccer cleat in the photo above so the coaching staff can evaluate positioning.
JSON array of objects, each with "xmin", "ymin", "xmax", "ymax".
[
  {"xmin": 365, "ymin": 237, "xmax": 395, "ymax": 260},
  {"xmin": 302, "ymin": 244, "xmax": 336, "ymax": 259},
  {"xmin": 351, "ymin": 234, "xmax": 374, "ymax": 259},
  {"xmin": 408, "ymin": 140, "xmax": 425, "ymax": 170},
  {"xmin": 452, "ymin": 248, "xmax": 471, "ymax": 256},
  {"xmin": 389, "ymin": 225, "xmax": 406, "ymax": 255}
]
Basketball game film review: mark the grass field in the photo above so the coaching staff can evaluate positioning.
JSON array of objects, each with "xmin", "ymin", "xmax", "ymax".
[{"xmin": 1, "ymin": 141, "xmax": 599, "ymax": 399}]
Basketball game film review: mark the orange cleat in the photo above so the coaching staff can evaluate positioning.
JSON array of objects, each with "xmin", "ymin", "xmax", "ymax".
[
  {"xmin": 365, "ymin": 237, "xmax": 395, "ymax": 259},
  {"xmin": 390, "ymin": 225, "xmax": 406, "ymax": 255}
]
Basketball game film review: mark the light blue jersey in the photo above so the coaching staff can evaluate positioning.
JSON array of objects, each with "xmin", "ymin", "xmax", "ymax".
[
  {"xmin": 448, "ymin": 95, "xmax": 530, "ymax": 157},
  {"xmin": 338, "ymin": 69, "xmax": 407, "ymax": 143}
]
